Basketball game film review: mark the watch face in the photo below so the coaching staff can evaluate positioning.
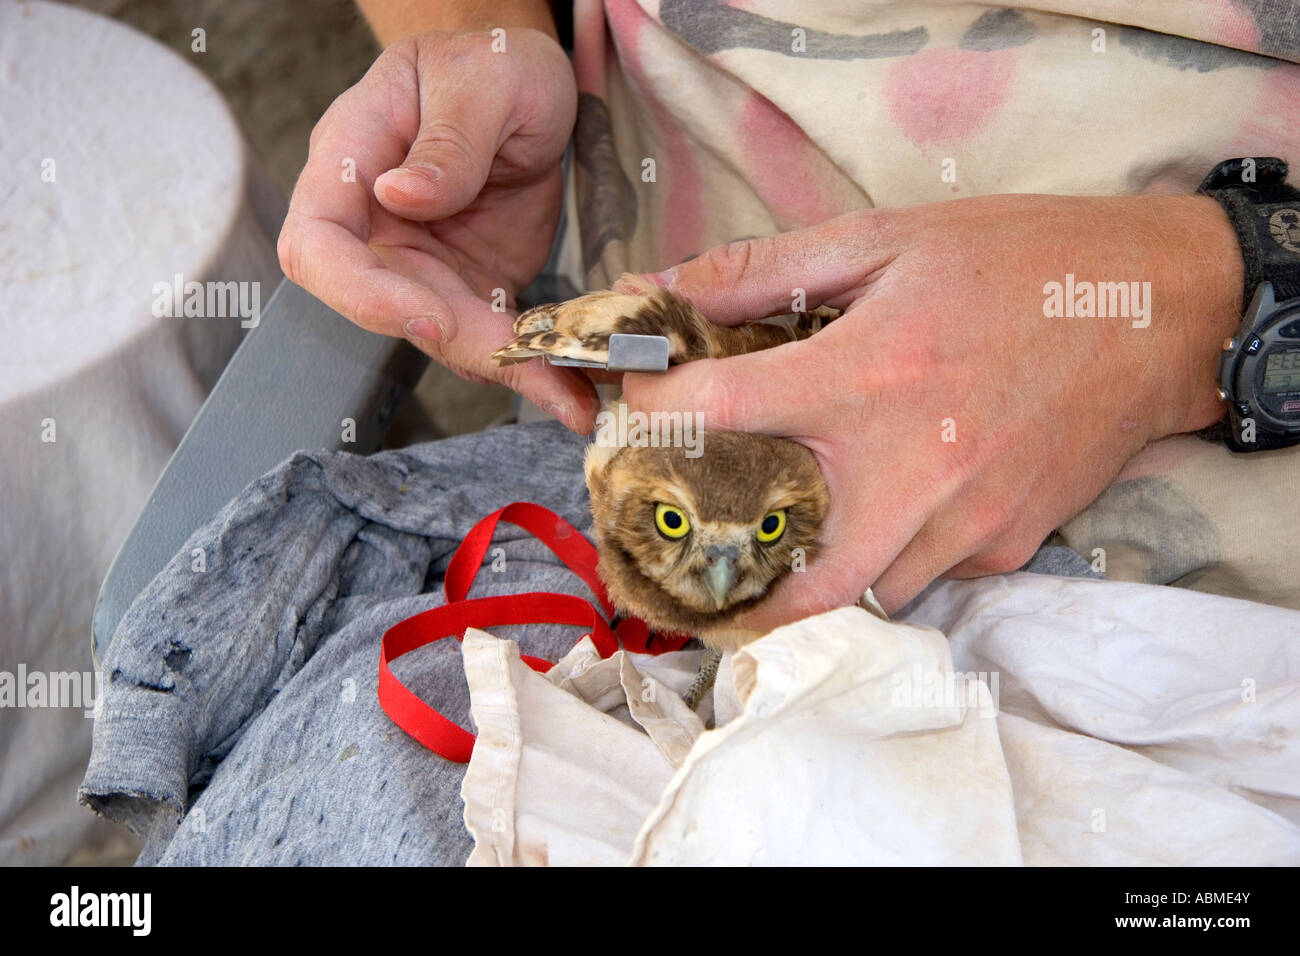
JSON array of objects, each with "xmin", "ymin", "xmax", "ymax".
[{"xmin": 1250, "ymin": 311, "xmax": 1300, "ymax": 425}]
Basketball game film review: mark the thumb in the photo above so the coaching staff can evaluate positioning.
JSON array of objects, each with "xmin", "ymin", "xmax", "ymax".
[
  {"xmin": 373, "ymin": 103, "xmax": 506, "ymax": 223},
  {"xmin": 618, "ymin": 210, "xmax": 892, "ymax": 324}
]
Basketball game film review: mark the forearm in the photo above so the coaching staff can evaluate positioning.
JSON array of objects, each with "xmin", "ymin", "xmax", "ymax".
[{"xmin": 357, "ymin": 0, "xmax": 559, "ymax": 46}]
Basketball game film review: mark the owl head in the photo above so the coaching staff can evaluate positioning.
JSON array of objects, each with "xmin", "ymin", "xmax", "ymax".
[{"xmin": 585, "ymin": 431, "xmax": 829, "ymax": 643}]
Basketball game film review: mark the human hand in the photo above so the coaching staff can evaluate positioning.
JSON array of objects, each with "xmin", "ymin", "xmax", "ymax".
[
  {"xmin": 277, "ymin": 26, "xmax": 600, "ymax": 431},
  {"xmin": 617, "ymin": 194, "xmax": 1244, "ymax": 620}
]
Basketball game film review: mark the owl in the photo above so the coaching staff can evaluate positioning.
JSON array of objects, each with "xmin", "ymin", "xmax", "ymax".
[{"xmin": 493, "ymin": 276, "xmax": 836, "ymax": 704}]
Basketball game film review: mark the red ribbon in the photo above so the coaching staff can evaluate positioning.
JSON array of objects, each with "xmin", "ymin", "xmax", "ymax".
[{"xmin": 378, "ymin": 502, "xmax": 690, "ymax": 762}]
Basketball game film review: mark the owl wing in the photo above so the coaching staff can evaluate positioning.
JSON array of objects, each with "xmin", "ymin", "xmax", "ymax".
[
  {"xmin": 491, "ymin": 291, "xmax": 653, "ymax": 366},
  {"xmin": 492, "ymin": 274, "xmax": 839, "ymax": 368}
]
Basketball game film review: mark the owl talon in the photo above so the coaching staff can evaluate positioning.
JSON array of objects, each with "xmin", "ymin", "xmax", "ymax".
[{"xmin": 682, "ymin": 648, "xmax": 722, "ymax": 712}]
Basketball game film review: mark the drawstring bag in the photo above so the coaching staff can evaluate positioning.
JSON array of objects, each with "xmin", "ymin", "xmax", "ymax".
[{"xmin": 378, "ymin": 502, "xmax": 690, "ymax": 761}]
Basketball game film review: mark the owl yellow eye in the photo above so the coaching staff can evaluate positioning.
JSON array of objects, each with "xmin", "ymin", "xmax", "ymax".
[
  {"xmin": 756, "ymin": 510, "xmax": 786, "ymax": 543},
  {"xmin": 654, "ymin": 503, "xmax": 691, "ymax": 539}
]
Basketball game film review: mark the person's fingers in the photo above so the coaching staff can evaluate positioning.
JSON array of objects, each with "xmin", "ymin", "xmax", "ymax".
[
  {"xmin": 623, "ymin": 336, "xmax": 844, "ymax": 436},
  {"xmin": 366, "ymin": 244, "xmax": 599, "ymax": 431},
  {"xmin": 372, "ymin": 65, "xmax": 514, "ymax": 222},
  {"xmin": 737, "ymin": 548, "xmax": 874, "ymax": 632},
  {"xmin": 434, "ymin": 349, "xmax": 600, "ymax": 434},
  {"xmin": 626, "ymin": 333, "xmax": 948, "ymax": 629},
  {"xmin": 281, "ymin": 33, "xmax": 560, "ymax": 332},
  {"xmin": 281, "ymin": 204, "xmax": 593, "ymax": 429},
  {"xmin": 279, "ymin": 33, "xmax": 588, "ymax": 428},
  {"xmin": 279, "ymin": 57, "xmax": 450, "ymax": 337},
  {"xmin": 728, "ymin": 454, "xmax": 934, "ymax": 631},
  {"xmin": 943, "ymin": 511, "xmax": 1056, "ymax": 581},
  {"xmin": 291, "ymin": 70, "xmax": 415, "ymax": 237},
  {"xmin": 282, "ymin": 211, "xmax": 599, "ymax": 430},
  {"xmin": 615, "ymin": 209, "xmax": 899, "ymax": 324},
  {"xmin": 870, "ymin": 491, "xmax": 1046, "ymax": 612},
  {"xmin": 489, "ymin": 355, "xmax": 600, "ymax": 433},
  {"xmin": 410, "ymin": 313, "xmax": 601, "ymax": 433},
  {"xmin": 372, "ymin": 32, "xmax": 574, "ymax": 223},
  {"xmin": 621, "ymin": 304, "xmax": 884, "ymax": 435},
  {"xmin": 278, "ymin": 215, "xmax": 453, "ymax": 340},
  {"xmin": 608, "ymin": 272, "xmax": 662, "ymax": 297},
  {"xmin": 581, "ymin": 368, "xmax": 624, "ymax": 387},
  {"xmin": 869, "ymin": 522, "xmax": 967, "ymax": 614}
]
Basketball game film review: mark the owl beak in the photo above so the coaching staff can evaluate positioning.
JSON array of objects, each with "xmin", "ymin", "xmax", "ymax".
[{"xmin": 705, "ymin": 555, "xmax": 738, "ymax": 608}]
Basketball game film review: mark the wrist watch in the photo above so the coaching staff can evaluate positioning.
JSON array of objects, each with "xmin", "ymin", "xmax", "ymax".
[{"xmin": 1198, "ymin": 157, "xmax": 1300, "ymax": 452}]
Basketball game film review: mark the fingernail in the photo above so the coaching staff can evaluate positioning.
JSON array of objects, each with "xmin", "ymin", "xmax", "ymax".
[
  {"xmin": 544, "ymin": 402, "xmax": 575, "ymax": 430},
  {"xmin": 648, "ymin": 266, "xmax": 678, "ymax": 288},
  {"xmin": 404, "ymin": 316, "xmax": 446, "ymax": 342},
  {"xmin": 401, "ymin": 162, "xmax": 442, "ymax": 183},
  {"xmin": 378, "ymin": 164, "xmax": 441, "ymax": 196}
]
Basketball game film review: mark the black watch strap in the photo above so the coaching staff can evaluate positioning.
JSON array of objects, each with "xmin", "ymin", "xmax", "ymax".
[{"xmin": 1198, "ymin": 157, "xmax": 1300, "ymax": 309}]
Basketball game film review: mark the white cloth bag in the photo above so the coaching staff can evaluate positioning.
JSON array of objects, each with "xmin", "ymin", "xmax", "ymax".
[{"xmin": 460, "ymin": 573, "xmax": 1300, "ymax": 866}]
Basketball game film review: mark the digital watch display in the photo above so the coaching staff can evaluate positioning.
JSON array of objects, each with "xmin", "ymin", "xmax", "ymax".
[
  {"xmin": 1218, "ymin": 283, "xmax": 1300, "ymax": 445},
  {"xmin": 1262, "ymin": 351, "xmax": 1300, "ymax": 397}
]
